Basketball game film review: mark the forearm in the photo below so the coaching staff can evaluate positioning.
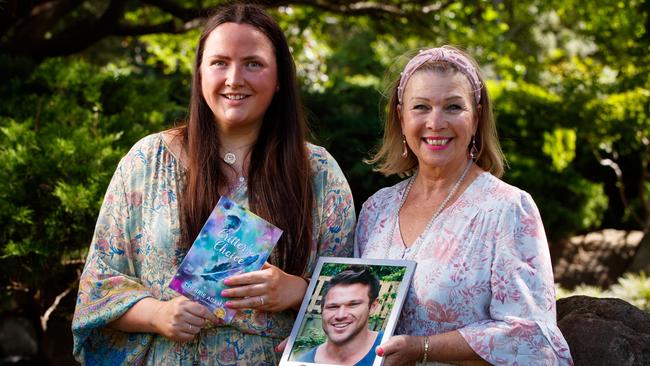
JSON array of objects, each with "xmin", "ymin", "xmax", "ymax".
[
  {"xmin": 108, "ymin": 297, "xmax": 161, "ymax": 333},
  {"xmin": 425, "ymin": 331, "xmax": 489, "ymax": 365}
]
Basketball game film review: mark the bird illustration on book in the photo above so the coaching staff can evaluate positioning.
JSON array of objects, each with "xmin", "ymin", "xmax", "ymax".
[
  {"xmin": 200, "ymin": 254, "xmax": 261, "ymax": 282},
  {"xmin": 224, "ymin": 214, "xmax": 241, "ymax": 233}
]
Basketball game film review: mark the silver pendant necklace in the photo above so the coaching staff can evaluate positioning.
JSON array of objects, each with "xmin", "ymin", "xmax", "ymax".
[
  {"xmin": 223, "ymin": 152, "xmax": 237, "ymax": 165},
  {"xmin": 391, "ymin": 159, "xmax": 473, "ymax": 259},
  {"xmin": 221, "ymin": 152, "xmax": 246, "ymax": 193}
]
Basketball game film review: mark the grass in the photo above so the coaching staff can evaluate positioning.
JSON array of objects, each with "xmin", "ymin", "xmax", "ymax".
[{"xmin": 556, "ymin": 272, "xmax": 650, "ymax": 312}]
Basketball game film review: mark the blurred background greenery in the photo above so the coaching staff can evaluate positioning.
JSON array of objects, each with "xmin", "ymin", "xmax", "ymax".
[{"xmin": 1, "ymin": 0, "xmax": 649, "ymax": 363}]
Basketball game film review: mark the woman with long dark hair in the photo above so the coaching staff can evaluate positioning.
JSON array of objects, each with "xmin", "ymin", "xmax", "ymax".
[{"xmin": 72, "ymin": 4, "xmax": 355, "ymax": 364}]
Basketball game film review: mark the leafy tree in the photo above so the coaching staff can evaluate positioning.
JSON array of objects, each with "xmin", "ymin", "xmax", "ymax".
[{"xmin": 0, "ymin": 54, "xmax": 186, "ymax": 359}]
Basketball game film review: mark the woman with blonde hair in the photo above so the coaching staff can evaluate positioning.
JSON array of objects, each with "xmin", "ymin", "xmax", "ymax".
[{"xmin": 356, "ymin": 46, "xmax": 573, "ymax": 365}]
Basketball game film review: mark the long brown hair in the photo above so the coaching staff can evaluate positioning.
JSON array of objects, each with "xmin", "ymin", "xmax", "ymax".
[{"xmin": 179, "ymin": 3, "xmax": 313, "ymax": 276}]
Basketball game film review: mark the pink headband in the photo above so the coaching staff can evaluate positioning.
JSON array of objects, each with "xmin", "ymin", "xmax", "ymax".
[{"xmin": 397, "ymin": 47, "xmax": 482, "ymax": 105}]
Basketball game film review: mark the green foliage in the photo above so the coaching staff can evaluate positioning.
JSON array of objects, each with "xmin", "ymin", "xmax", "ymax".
[
  {"xmin": 0, "ymin": 54, "xmax": 185, "ymax": 313},
  {"xmin": 490, "ymin": 80, "xmax": 609, "ymax": 239},
  {"xmin": 319, "ymin": 263, "xmax": 405, "ymax": 282},
  {"xmin": 542, "ymin": 128, "xmax": 576, "ymax": 172},
  {"xmin": 292, "ymin": 326, "xmax": 327, "ymax": 355},
  {"xmin": 557, "ymin": 272, "xmax": 650, "ymax": 312}
]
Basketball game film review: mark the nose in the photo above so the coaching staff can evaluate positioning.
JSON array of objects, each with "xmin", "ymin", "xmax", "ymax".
[
  {"xmin": 334, "ymin": 306, "xmax": 348, "ymax": 319},
  {"xmin": 425, "ymin": 108, "xmax": 446, "ymax": 130},
  {"xmin": 226, "ymin": 64, "xmax": 243, "ymax": 88}
]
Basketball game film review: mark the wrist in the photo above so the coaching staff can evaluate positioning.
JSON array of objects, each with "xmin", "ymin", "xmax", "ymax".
[
  {"xmin": 147, "ymin": 298, "xmax": 165, "ymax": 334},
  {"xmin": 289, "ymin": 275, "xmax": 309, "ymax": 311},
  {"xmin": 421, "ymin": 335, "xmax": 429, "ymax": 363}
]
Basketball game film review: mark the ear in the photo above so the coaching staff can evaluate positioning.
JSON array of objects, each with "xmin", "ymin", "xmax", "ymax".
[
  {"xmin": 473, "ymin": 104, "xmax": 482, "ymax": 134},
  {"xmin": 397, "ymin": 104, "xmax": 404, "ymax": 130},
  {"xmin": 369, "ymin": 298, "xmax": 379, "ymax": 313}
]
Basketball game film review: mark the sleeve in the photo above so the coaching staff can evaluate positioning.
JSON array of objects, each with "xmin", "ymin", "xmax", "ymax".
[
  {"xmin": 71, "ymin": 157, "xmax": 154, "ymax": 365},
  {"xmin": 308, "ymin": 147, "xmax": 356, "ymax": 274},
  {"xmin": 353, "ymin": 196, "xmax": 375, "ymax": 258},
  {"xmin": 457, "ymin": 192, "xmax": 574, "ymax": 366}
]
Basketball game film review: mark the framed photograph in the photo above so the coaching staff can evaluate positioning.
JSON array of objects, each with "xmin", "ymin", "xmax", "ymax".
[{"xmin": 279, "ymin": 257, "xmax": 416, "ymax": 366}]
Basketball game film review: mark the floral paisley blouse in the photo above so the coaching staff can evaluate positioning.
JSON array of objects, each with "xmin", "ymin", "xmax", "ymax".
[
  {"xmin": 72, "ymin": 133, "xmax": 356, "ymax": 365},
  {"xmin": 355, "ymin": 172, "xmax": 573, "ymax": 366}
]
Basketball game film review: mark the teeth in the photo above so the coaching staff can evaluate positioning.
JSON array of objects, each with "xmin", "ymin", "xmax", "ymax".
[
  {"xmin": 425, "ymin": 138, "xmax": 450, "ymax": 146},
  {"xmin": 224, "ymin": 94, "xmax": 246, "ymax": 100}
]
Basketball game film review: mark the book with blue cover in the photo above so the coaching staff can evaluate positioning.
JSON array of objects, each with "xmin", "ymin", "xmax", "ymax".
[{"xmin": 169, "ymin": 196, "xmax": 283, "ymax": 323}]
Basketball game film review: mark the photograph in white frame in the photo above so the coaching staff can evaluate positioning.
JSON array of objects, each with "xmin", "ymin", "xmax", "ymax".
[{"xmin": 279, "ymin": 257, "xmax": 417, "ymax": 366}]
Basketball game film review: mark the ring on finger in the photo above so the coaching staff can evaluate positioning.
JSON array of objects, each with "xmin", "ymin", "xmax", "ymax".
[
  {"xmin": 259, "ymin": 296, "xmax": 265, "ymax": 306},
  {"xmin": 188, "ymin": 324, "xmax": 193, "ymax": 331}
]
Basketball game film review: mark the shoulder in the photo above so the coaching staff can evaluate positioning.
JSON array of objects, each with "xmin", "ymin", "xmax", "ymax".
[
  {"xmin": 117, "ymin": 132, "xmax": 179, "ymax": 183},
  {"xmin": 306, "ymin": 143, "xmax": 342, "ymax": 175},
  {"xmin": 471, "ymin": 172, "xmax": 539, "ymax": 214},
  {"xmin": 471, "ymin": 173, "xmax": 545, "ymax": 238},
  {"xmin": 121, "ymin": 132, "xmax": 166, "ymax": 166},
  {"xmin": 306, "ymin": 143, "xmax": 351, "ymax": 195},
  {"xmin": 360, "ymin": 179, "xmax": 410, "ymax": 219},
  {"xmin": 296, "ymin": 345, "xmax": 318, "ymax": 362}
]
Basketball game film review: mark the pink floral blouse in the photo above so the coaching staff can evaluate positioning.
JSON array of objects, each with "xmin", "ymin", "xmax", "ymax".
[{"xmin": 355, "ymin": 172, "xmax": 573, "ymax": 366}]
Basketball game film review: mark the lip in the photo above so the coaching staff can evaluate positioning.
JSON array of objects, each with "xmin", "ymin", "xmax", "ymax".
[
  {"xmin": 220, "ymin": 93, "xmax": 251, "ymax": 105},
  {"xmin": 422, "ymin": 136, "xmax": 452, "ymax": 151},
  {"xmin": 330, "ymin": 322, "xmax": 351, "ymax": 332}
]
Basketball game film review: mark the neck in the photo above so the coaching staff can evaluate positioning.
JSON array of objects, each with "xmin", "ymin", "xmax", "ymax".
[
  {"xmin": 414, "ymin": 159, "xmax": 473, "ymax": 198},
  {"xmin": 217, "ymin": 124, "xmax": 260, "ymax": 178},
  {"xmin": 218, "ymin": 128, "xmax": 259, "ymax": 154},
  {"xmin": 319, "ymin": 329, "xmax": 377, "ymax": 365}
]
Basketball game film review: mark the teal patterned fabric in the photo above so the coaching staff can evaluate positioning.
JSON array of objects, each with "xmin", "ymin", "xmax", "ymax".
[{"xmin": 72, "ymin": 133, "xmax": 356, "ymax": 365}]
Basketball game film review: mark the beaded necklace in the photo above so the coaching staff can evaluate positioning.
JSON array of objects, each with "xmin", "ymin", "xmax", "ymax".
[{"xmin": 392, "ymin": 159, "xmax": 473, "ymax": 259}]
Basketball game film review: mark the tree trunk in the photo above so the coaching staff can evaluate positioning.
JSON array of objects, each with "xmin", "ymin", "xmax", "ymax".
[{"xmin": 628, "ymin": 231, "xmax": 650, "ymax": 274}]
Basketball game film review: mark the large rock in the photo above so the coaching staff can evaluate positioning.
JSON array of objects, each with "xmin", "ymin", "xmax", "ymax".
[
  {"xmin": 551, "ymin": 229, "xmax": 643, "ymax": 288},
  {"xmin": 0, "ymin": 316, "xmax": 40, "ymax": 365},
  {"xmin": 557, "ymin": 295, "xmax": 650, "ymax": 366}
]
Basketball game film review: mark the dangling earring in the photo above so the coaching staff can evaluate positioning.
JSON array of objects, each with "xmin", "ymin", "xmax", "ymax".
[
  {"xmin": 469, "ymin": 135, "xmax": 479, "ymax": 161},
  {"xmin": 402, "ymin": 135, "xmax": 408, "ymax": 158}
]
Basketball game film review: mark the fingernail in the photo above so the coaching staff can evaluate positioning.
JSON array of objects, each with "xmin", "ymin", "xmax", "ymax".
[
  {"xmin": 221, "ymin": 290, "xmax": 228, "ymax": 297},
  {"xmin": 376, "ymin": 347, "xmax": 384, "ymax": 357},
  {"xmin": 223, "ymin": 278, "xmax": 231, "ymax": 285},
  {"xmin": 225, "ymin": 301, "xmax": 233, "ymax": 308}
]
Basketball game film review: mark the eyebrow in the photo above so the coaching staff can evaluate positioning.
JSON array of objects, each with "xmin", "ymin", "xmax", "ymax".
[
  {"xmin": 411, "ymin": 95, "xmax": 465, "ymax": 102},
  {"xmin": 325, "ymin": 299, "xmax": 365, "ymax": 307},
  {"xmin": 204, "ymin": 54, "xmax": 266, "ymax": 61}
]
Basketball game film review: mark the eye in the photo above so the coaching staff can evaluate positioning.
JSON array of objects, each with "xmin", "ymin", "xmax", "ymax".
[
  {"xmin": 247, "ymin": 60, "xmax": 263, "ymax": 68},
  {"xmin": 209, "ymin": 60, "xmax": 226, "ymax": 67},
  {"xmin": 412, "ymin": 104, "xmax": 430, "ymax": 111},
  {"xmin": 446, "ymin": 103, "xmax": 464, "ymax": 112}
]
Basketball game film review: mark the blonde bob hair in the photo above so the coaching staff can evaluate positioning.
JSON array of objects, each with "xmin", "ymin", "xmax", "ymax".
[{"xmin": 367, "ymin": 45, "xmax": 505, "ymax": 178}]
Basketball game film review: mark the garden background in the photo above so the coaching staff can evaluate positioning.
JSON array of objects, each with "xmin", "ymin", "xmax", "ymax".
[{"xmin": 1, "ymin": 0, "xmax": 649, "ymax": 365}]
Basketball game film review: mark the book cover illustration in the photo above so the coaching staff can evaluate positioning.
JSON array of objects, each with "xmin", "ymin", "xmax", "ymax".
[{"xmin": 169, "ymin": 196, "xmax": 283, "ymax": 323}]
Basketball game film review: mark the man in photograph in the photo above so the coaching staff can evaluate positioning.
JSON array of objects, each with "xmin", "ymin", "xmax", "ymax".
[{"xmin": 298, "ymin": 266, "xmax": 383, "ymax": 366}]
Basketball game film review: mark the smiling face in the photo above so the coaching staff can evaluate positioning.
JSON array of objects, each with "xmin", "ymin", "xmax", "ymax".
[
  {"xmin": 321, "ymin": 283, "xmax": 377, "ymax": 346},
  {"xmin": 399, "ymin": 69, "xmax": 478, "ymax": 174},
  {"xmin": 200, "ymin": 22, "xmax": 278, "ymax": 133}
]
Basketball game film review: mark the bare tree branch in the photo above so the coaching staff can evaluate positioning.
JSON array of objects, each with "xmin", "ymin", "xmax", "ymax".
[
  {"xmin": 40, "ymin": 287, "xmax": 71, "ymax": 332},
  {"xmin": 593, "ymin": 147, "xmax": 645, "ymax": 227}
]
